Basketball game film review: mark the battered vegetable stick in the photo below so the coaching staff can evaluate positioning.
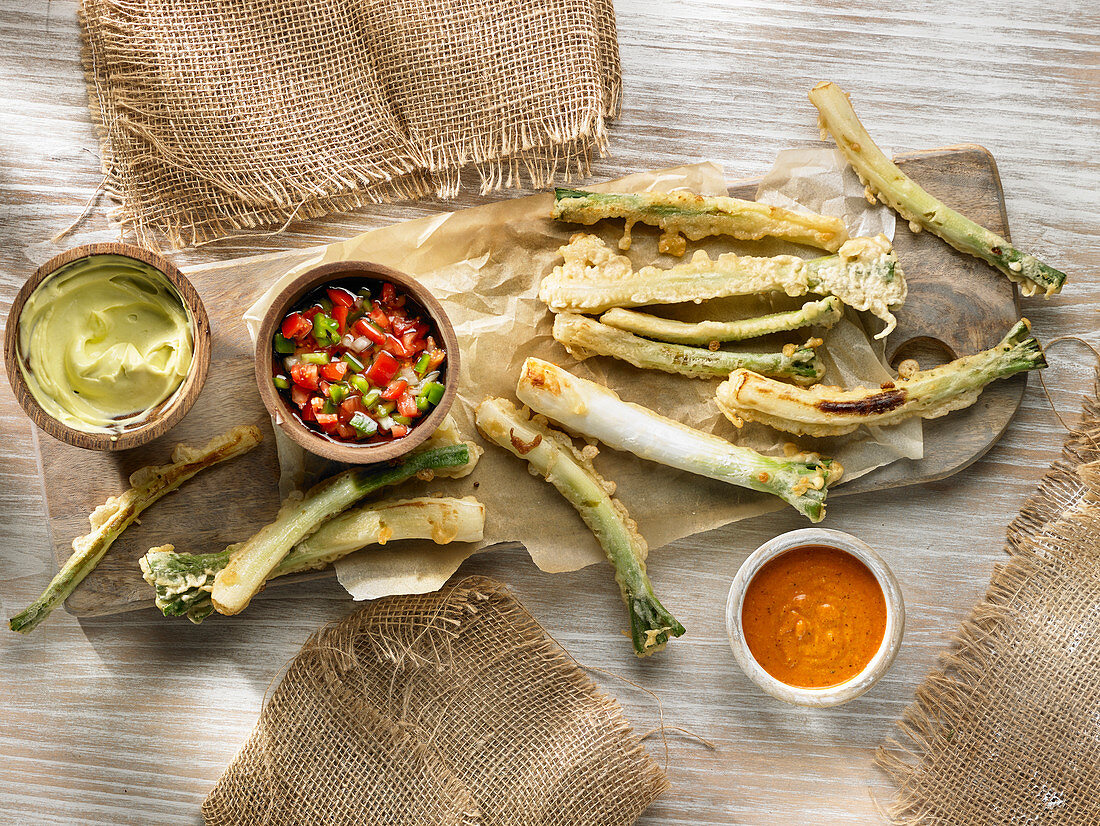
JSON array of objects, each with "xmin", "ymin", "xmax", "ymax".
[
  {"xmin": 552, "ymin": 188, "xmax": 849, "ymax": 255},
  {"xmin": 809, "ymin": 81, "xmax": 1066, "ymax": 296},
  {"xmin": 9, "ymin": 425, "xmax": 263, "ymax": 633},
  {"xmin": 716, "ymin": 319, "xmax": 1046, "ymax": 437},
  {"xmin": 476, "ymin": 397, "xmax": 684, "ymax": 656}
]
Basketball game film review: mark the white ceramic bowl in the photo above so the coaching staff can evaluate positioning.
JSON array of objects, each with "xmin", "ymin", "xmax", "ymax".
[{"xmin": 725, "ymin": 527, "xmax": 904, "ymax": 708}]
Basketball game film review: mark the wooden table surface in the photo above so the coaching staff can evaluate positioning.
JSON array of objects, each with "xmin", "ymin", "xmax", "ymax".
[{"xmin": 1, "ymin": 2, "xmax": 1096, "ymax": 824}]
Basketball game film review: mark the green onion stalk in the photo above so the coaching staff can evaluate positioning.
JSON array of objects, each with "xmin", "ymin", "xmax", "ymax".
[{"xmin": 476, "ymin": 397, "xmax": 684, "ymax": 656}]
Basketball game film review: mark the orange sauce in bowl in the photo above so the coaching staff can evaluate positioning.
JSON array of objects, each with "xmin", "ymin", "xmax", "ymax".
[{"xmin": 741, "ymin": 545, "xmax": 887, "ymax": 689}]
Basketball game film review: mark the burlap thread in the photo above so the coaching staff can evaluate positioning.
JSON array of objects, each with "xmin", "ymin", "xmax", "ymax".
[
  {"xmin": 877, "ymin": 372, "xmax": 1100, "ymax": 824},
  {"xmin": 202, "ymin": 576, "xmax": 667, "ymax": 825},
  {"xmin": 79, "ymin": 0, "xmax": 620, "ymax": 248}
]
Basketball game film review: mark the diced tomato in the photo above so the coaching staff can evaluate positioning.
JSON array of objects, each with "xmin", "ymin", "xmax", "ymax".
[
  {"xmin": 310, "ymin": 396, "xmax": 326, "ymax": 416},
  {"xmin": 397, "ymin": 393, "xmax": 419, "ymax": 418},
  {"xmin": 369, "ymin": 304, "xmax": 391, "ymax": 330},
  {"xmin": 281, "ymin": 312, "xmax": 313, "ymax": 340},
  {"xmin": 315, "ymin": 412, "xmax": 339, "ymax": 432},
  {"xmin": 302, "ymin": 306, "xmax": 323, "ymax": 321},
  {"xmin": 365, "ymin": 350, "xmax": 399, "ymax": 386},
  {"xmin": 320, "ymin": 360, "xmax": 348, "ymax": 382},
  {"xmin": 427, "ymin": 347, "xmax": 446, "ymax": 370},
  {"xmin": 381, "ymin": 282, "xmax": 397, "ymax": 305},
  {"xmin": 291, "ymin": 384, "xmax": 312, "ymax": 407},
  {"xmin": 353, "ymin": 317, "xmax": 386, "ymax": 345},
  {"xmin": 326, "ymin": 287, "xmax": 356, "ymax": 308},
  {"xmin": 381, "ymin": 379, "xmax": 408, "ymax": 401},
  {"xmin": 338, "ymin": 397, "xmax": 365, "ymax": 423},
  {"xmin": 299, "ymin": 401, "xmax": 316, "ymax": 422},
  {"xmin": 332, "ymin": 304, "xmax": 349, "ymax": 334},
  {"xmin": 290, "ymin": 362, "xmax": 319, "ymax": 390},
  {"xmin": 382, "ymin": 334, "xmax": 410, "ymax": 358},
  {"xmin": 335, "ymin": 423, "xmax": 357, "ymax": 440},
  {"xmin": 390, "ymin": 423, "xmax": 409, "ymax": 438},
  {"xmin": 401, "ymin": 329, "xmax": 426, "ymax": 355}
]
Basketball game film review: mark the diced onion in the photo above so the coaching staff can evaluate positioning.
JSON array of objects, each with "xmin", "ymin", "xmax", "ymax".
[
  {"xmin": 283, "ymin": 355, "xmax": 299, "ymax": 370},
  {"xmin": 351, "ymin": 336, "xmax": 370, "ymax": 352}
]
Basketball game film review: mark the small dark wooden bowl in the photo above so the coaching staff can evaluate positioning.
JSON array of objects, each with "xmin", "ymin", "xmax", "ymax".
[
  {"xmin": 255, "ymin": 261, "xmax": 460, "ymax": 465},
  {"xmin": 4, "ymin": 242, "xmax": 211, "ymax": 451}
]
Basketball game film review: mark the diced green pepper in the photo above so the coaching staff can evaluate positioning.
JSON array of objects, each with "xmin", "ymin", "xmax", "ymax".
[
  {"xmin": 322, "ymin": 399, "xmax": 336, "ymax": 415},
  {"xmin": 375, "ymin": 401, "xmax": 395, "ymax": 417},
  {"xmin": 328, "ymin": 383, "xmax": 349, "ymax": 404},
  {"xmin": 393, "ymin": 415, "xmax": 412, "ymax": 426},
  {"xmin": 419, "ymin": 381, "xmax": 446, "ymax": 406},
  {"xmin": 349, "ymin": 374, "xmax": 372, "ymax": 395},
  {"xmin": 273, "ymin": 375, "xmax": 291, "ymax": 391},
  {"xmin": 414, "ymin": 352, "xmax": 432, "ymax": 377},
  {"xmin": 357, "ymin": 287, "xmax": 372, "ymax": 301},
  {"xmin": 273, "ymin": 334, "xmax": 295, "ymax": 354},
  {"xmin": 361, "ymin": 388, "xmax": 382, "ymax": 408},
  {"xmin": 311, "ymin": 313, "xmax": 340, "ymax": 346},
  {"xmin": 342, "ymin": 352, "xmax": 365, "ymax": 372},
  {"xmin": 349, "ymin": 411, "xmax": 378, "ymax": 438},
  {"xmin": 300, "ymin": 352, "xmax": 328, "ymax": 365}
]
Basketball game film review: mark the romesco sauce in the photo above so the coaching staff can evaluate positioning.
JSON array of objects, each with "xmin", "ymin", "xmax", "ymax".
[{"xmin": 741, "ymin": 546, "xmax": 887, "ymax": 688}]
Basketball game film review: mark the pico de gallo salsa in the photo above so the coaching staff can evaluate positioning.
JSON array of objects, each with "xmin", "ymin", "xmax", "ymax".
[{"xmin": 272, "ymin": 279, "xmax": 447, "ymax": 444}]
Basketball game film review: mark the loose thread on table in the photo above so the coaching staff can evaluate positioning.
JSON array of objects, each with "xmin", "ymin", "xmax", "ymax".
[
  {"xmin": 1036, "ymin": 336, "xmax": 1100, "ymax": 431},
  {"xmin": 50, "ymin": 172, "xmax": 109, "ymax": 244},
  {"xmin": 639, "ymin": 725, "xmax": 717, "ymax": 751},
  {"xmin": 517, "ymin": 602, "xmax": 715, "ymax": 773},
  {"xmin": 188, "ymin": 198, "xmax": 311, "ymax": 249},
  {"xmin": 579, "ymin": 661, "xmax": 671, "ymax": 773}
]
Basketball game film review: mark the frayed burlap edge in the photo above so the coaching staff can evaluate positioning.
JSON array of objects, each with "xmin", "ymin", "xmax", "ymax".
[
  {"xmin": 77, "ymin": 2, "xmax": 437, "ymax": 250},
  {"xmin": 875, "ymin": 371, "xmax": 1100, "ymax": 824},
  {"xmin": 77, "ymin": 0, "xmax": 621, "ymax": 250},
  {"xmin": 313, "ymin": 576, "xmax": 670, "ymax": 808},
  {"xmin": 203, "ymin": 576, "xmax": 667, "ymax": 826}
]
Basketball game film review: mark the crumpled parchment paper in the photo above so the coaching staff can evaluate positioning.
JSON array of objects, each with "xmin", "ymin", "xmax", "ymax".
[{"xmin": 229, "ymin": 157, "xmax": 921, "ymax": 599}]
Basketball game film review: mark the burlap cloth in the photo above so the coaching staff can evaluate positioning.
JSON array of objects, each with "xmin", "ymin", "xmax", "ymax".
[
  {"xmin": 79, "ymin": 0, "xmax": 620, "ymax": 249},
  {"xmin": 878, "ymin": 372, "xmax": 1100, "ymax": 824},
  {"xmin": 202, "ymin": 576, "xmax": 666, "ymax": 825}
]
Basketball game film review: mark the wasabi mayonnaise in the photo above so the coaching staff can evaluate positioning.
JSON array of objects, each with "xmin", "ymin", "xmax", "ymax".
[{"xmin": 18, "ymin": 254, "xmax": 194, "ymax": 434}]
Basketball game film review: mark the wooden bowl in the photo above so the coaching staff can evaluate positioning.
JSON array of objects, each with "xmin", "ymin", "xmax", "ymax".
[
  {"xmin": 4, "ymin": 242, "xmax": 211, "ymax": 451},
  {"xmin": 255, "ymin": 261, "xmax": 460, "ymax": 465}
]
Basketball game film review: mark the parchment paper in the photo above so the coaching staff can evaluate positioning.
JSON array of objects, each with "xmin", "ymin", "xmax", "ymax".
[{"xmin": 226, "ymin": 159, "xmax": 921, "ymax": 600}]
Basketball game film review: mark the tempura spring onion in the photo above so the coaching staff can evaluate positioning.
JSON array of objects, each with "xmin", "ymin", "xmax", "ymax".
[
  {"xmin": 552, "ymin": 188, "xmax": 849, "ymax": 255},
  {"xmin": 9, "ymin": 425, "xmax": 263, "ymax": 634},
  {"xmin": 599, "ymin": 296, "xmax": 843, "ymax": 346},
  {"xmin": 141, "ymin": 497, "xmax": 485, "ymax": 624},
  {"xmin": 541, "ymin": 233, "xmax": 905, "ymax": 339},
  {"xmin": 475, "ymin": 397, "xmax": 684, "ymax": 655},
  {"xmin": 554, "ymin": 312, "xmax": 826, "ymax": 385},
  {"xmin": 515, "ymin": 358, "xmax": 841, "ymax": 522},
  {"xmin": 210, "ymin": 443, "xmax": 474, "ymax": 616},
  {"xmin": 716, "ymin": 319, "xmax": 1047, "ymax": 437},
  {"xmin": 809, "ymin": 81, "xmax": 1066, "ymax": 297}
]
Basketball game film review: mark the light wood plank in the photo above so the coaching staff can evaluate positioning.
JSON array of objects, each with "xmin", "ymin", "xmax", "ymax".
[{"xmin": 1, "ymin": 0, "xmax": 1097, "ymax": 823}]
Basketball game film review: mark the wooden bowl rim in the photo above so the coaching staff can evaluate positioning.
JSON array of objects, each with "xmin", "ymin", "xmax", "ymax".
[
  {"xmin": 3, "ymin": 242, "xmax": 212, "ymax": 451},
  {"xmin": 254, "ymin": 260, "xmax": 461, "ymax": 465}
]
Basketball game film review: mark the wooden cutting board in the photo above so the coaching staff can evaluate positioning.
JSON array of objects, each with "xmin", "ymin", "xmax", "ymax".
[{"xmin": 28, "ymin": 144, "xmax": 1022, "ymax": 617}]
